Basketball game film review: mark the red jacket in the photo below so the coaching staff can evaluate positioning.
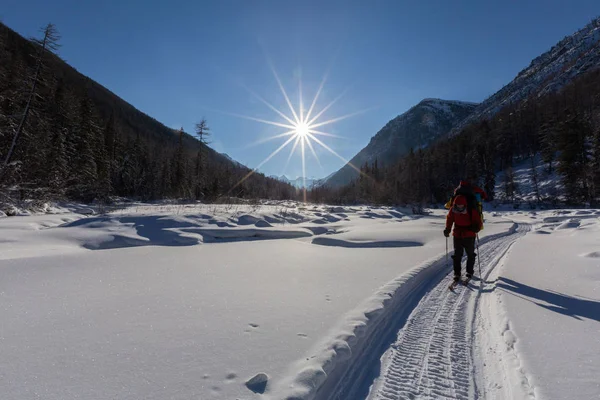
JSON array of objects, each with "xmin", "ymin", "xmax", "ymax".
[{"xmin": 446, "ymin": 205, "xmax": 482, "ymax": 238}]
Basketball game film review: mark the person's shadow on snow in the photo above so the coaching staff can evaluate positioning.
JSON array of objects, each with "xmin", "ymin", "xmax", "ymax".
[{"xmin": 497, "ymin": 277, "xmax": 600, "ymax": 322}]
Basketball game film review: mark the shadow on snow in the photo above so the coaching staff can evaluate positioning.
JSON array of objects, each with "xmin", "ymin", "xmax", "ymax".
[
  {"xmin": 497, "ymin": 277, "xmax": 600, "ymax": 322},
  {"xmin": 62, "ymin": 216, "xmax": 311, "ymax": 250}
]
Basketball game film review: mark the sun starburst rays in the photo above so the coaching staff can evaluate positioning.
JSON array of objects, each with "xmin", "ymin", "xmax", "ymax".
[
  {"xmin": 267, "ymin": 58, "xmax": 301, "ymax": 125},
  {"xmin": 228, "ymin": 63, "xmax": 369, "ymax": 197}
]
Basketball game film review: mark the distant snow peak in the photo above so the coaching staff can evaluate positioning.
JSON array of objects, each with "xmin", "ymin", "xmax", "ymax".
[{"xmin": 273, "ymin": 175, "xmax": 324, "ymax": 189}]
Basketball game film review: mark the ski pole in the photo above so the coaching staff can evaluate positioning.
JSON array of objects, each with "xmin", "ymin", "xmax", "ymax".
[
  {"xmin": 476, "ymin": 234, "xmax": 482, "ymax": 278},
  {"xmin": 446, "ymin": 236, "xmax": 449, "ymax": 270}
]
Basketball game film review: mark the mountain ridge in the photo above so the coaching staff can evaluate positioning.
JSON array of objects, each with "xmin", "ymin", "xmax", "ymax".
[
  {"xmin": 325, "ymin": 98, "xmax": 478, "ymax": 186},
  {"xmin": 451, "ymin": 17, "xmax": 600, "ymax": 134},
  {"xmin": 0, "ymin": 21, "xmax": 295, "ymax": 201}
]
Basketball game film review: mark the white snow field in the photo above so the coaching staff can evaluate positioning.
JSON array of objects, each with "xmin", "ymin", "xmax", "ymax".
[{"xmin": 0, "ymin": 204, "xmax": 598, "ymax": 400}]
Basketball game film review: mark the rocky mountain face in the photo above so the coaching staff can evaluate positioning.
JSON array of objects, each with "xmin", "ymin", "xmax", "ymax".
[
  {"xmin": 452, "ymin": 18, "xmax": 600, "ymax": 134},
  {"xmin": 325, "ymin": 99, "xmax": 477, "ymax": 186}
]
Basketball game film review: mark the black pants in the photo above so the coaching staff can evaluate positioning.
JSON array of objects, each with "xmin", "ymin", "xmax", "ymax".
[{"xmin": 452, "ymin": 237, "xmax": 476, "ymax": 278}]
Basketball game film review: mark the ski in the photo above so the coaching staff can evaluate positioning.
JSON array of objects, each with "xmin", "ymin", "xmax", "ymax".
[{"xmin": 449, "ymin": 277, "xmax": 473, "ymax": 291}]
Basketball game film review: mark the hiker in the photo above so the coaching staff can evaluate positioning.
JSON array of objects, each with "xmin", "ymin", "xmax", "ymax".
[
  {"xmin": 444, "ymin": 194, "xmax": 482, "ymax": 283},
  {"xmin": 445, "ymin": 178, "xmax": 487, "ymax": 230}
]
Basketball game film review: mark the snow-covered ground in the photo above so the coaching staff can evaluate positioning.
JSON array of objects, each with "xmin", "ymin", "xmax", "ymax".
[
  {"xmin": 488, "ymin": 210, "xmax": 600, "ymax": 400},
  {"xmin": 1, "ymin": 203, "xmax": 598, "ymax": 399}
]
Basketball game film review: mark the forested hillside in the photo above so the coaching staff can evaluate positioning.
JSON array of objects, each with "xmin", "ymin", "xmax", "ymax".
[
  {"xmin": 0, "ymin": 23, "xmax": 295, "ymax": 203},
  {"xmin": 310, "ymin": 67, "xmax": 600, "ymax": 207},
  {"xmin": 310, "ymin": 19, "xmax": 600, "ymax": 207}
]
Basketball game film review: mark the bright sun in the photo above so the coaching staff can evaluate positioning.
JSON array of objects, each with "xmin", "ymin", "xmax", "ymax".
[
  {"xmin": 227, "ymin": 58, "xmax": 371, "ymax": 201},
  {"xmin": 295, "ymin": 123, "xmax": 310, "ymax": 138}
]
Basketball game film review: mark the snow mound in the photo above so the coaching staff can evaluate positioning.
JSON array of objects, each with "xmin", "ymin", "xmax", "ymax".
[
  {"xmin": 263, "ymin": 215, "xmax": 284, "ymax": 224},
  {"xmin": 312, "ymin": 237, "xmax": 422, "ymax": 248},
  {"xmin": 581, "ymin": 251, "xmax": 600, "ymax": 258},
  {"xmin": 542, "ymin": 215, "xmax": 572, "ymax": 223},
  {"xmin": 532, "ymin": 229, "xmax": 552, "ymax": 235},
  {"xmin": 387, "ymin": 210, "xmax": 404, "ymax": 219},
  {"xmin": 254, "ymin": 220, "xmax": 272, "ymax": 228},
  {"xmin": 304, "ymin": 226, "xmax": 337, "ymax": 235},
  {"xmin": 361, "ymin": 211, "xmax": 393, "ymax": 219},
  {"xmin": 55, "ymin": 213, "xmax": 316, "ymax": 250},
  {"xmin": 198, "ymin": 228, "xmax": 311, "ymax": 242},
  {"xmin": 556, "ymin": 219, "xmax": 581, "ymax": 230},
  {"xmin": 311, "ymin": 214, "xmax": 341, "ymax": 223},
  {"xmin": 237, "ymin": 214, "xmax": 261, "ymax": 225}
]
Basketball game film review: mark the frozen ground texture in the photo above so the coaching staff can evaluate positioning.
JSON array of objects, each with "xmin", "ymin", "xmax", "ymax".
[{"xmin": 1, "ymin": 203, "xmax": 598, "ymax": 399}]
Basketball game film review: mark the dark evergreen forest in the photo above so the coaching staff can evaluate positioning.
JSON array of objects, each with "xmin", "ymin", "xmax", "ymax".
[{"xmin": 0, "ymin": 23, "xmax": 297, "ymax": 204}]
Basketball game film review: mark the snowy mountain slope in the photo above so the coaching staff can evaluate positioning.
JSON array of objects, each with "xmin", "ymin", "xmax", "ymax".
[
  {"xmin": 326, "ymin": 99, "xmax": 477, "ymax": 187},
  {"xmin": 452, "ymin": 18, "xmax": 600, "ymax": 134},
  {"xmin": 494, "ymin": 155, "xmax": 563, "ymax": 203}
]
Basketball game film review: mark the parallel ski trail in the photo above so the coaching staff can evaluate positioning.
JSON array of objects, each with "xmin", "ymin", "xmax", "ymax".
[{"xmin": 367, "ymin": 226, "xmax": 527, "ymax": 400}]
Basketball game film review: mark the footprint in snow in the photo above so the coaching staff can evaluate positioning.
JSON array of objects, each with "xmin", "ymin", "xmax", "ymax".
[
  {"xmin": 249, "ymin": 323, "xmax": 259, "ymax": 328},
  {"xmin": 225, "ymin": 372, "xmax": 237, "ymax": 381},
  {"xmin": 297, "ymin": 333, "xmax": 308, "ymax": 338}
]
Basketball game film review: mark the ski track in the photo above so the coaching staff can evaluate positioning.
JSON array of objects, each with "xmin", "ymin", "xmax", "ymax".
[{"xmin": 365, "ymin": 225, "xmax": 530, "ymax": 400}]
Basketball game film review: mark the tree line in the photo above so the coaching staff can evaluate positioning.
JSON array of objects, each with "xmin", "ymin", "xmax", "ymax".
[
  {"xmin": 309, "ymin": 66, "xmax": 600, "ymax": 207},
  {"xmin": 3, "ymin": 21, "xmax": 598, "ymax": 208},
  {"xmin": 0, "ymin": 23, "xmax": 297, "ymax": 204}
]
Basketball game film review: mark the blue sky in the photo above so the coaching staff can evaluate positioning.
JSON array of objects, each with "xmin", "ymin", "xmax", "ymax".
[{"xmin": 2, "ymin": 0, "xmax": 599, "ymax": 179}]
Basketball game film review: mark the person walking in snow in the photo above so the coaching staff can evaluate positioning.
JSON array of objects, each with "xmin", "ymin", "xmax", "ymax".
[
  {"xmin": 444, "ymin": 194, "xmax": 482, "ymax": 283},
  {"xmin": 445, "ymin": 177, "xmax": 487, "ymax": 230}
]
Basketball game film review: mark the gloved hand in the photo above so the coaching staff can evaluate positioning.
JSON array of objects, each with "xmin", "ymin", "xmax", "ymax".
[
  {"xmin": 470, "ymin": 223, "xmax": 480, "ymax": 233},
  {"xmin": 443, "ymin": 228, "xmax": 451, "ymax": 237}
]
